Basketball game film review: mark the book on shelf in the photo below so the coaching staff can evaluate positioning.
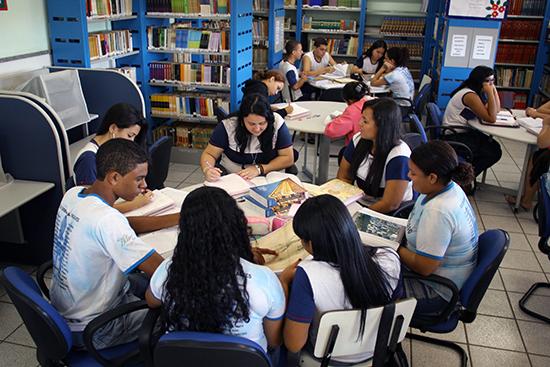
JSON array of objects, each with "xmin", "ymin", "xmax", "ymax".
[
  {"xmin": 507, "ymin": 0, "xmax": 547, "ymax": 15},
  {"xmin": 149, "ymin": 62, "xmax": 230, "ymax": 86},
  {"xmin": 123, "ymin": 189, "xmax": 177, "ymax": 217},
  {"xmin": 147, "ymin": 25, "xmax": 229, "ymax": 52},
  {"xmin": 308, "ymin": 37, "xmax": 358, "ymax": 56},
  {"xmin": 204, "ymin": 173, "xmax": 252, "ymax": 197},
  {"xmin": 302, "ymin": 16, "xmax": 357, "ymax": 32},
  {"xmin": 495, "ymin": 67, "xmax": 534, "ymax": 89},
  {"xmin": 271, "ymin": 103, "xmax": 311, "ymax": 120},
  {"xmin": 86, "ymin": 0, "xmax": 133, "ymax": 17},
  {"xmin": 517, "ymin": 116, "xmax": 543, "ymax": 135},
  {"xmin": 497, "ymin": 91, "xmax": 528, "ymax": 109},
  {"xmin": 151, "ymin": 93, "xmax": 229, "ymax": 119},
  {"xmin": 353, "ymin": 207, "xmax": 407, "ymax": 251},
  {"xmin": 173, "ymin": 123, "xmax": 215, "ymax": 148},
  {"xmin": 308, "ymin": 178, "xmax": 365, "ymax": 206},
  {"xmin": 496, "ymin": 44, "xmax": 537, "ymax": 64},
  {"xmin": 302, "ymin": 0, "xmax": 360, "ymax": 6},
  {"xmin": 146, "ymin": 0, "xmax": 230, "ymax": 14},
  {"xmin": 253, "ymin": 0, "xmax": 269, "ymax": 12},
  {"xmin": 380, "ymin": 17, "xmax": 425, "ymax": 37},
  {"xmin": 500, "ymin": 20, "xmax": 542, "ymax": 41},
  {"xmin": 364, "ymin": 39, "xmax": 423, "ymax": 59},
  {"xmin": 246, "ymin": 178, "xmax": 307, "ymax": 217},
  {"xmin": 88, "ymin": 30, "xmax": 133, "ymax": 60}
]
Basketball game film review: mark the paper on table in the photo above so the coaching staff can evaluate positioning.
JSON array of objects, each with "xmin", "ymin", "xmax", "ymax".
[
  {"xmin": 271, "ymin": 102, "xmax": 311, "ymax": 120},
  {"xmin": 204, "ymin": 173, "xmax": 251, "ymax": 197},
  {"xmin": 517, "ymin": 117, "xmax": 543, "ymax": 135},
  {"xmin": 319, "ymin": 63, "xmax": 348, "ymax": 79},
  {"xmin": 154, "ymin": 187, "xmax": 188, "ymax": 215},
  {"xmin": 139, "ymin": 226, "xmax": 178, "ymax": 257},
  {"xmin": 124, "ymin": 190, "xmax": 176, "ymax": 217}
]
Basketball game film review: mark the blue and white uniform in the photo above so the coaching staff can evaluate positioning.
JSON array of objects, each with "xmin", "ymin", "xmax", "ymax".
[
  {"xmin": 384, "ymin": 67, "xmax": 414, "ymax": 103},
  {"xmin": 149, "ymin": 257, "xmax": 285, "ymax": 352},
  {"xmin": 73, "ymin": 140, "xmax": 100, "ymax": 186},
  {"xmin": 209, "ymin": 114, "xmax": 293, "ymax": 173},
  {"xmin": 405, "ymin": 181, "xmax": 478, "ymax": 301},
  {"xmin": 279, "ymin": 60, "xmax": 303, "ymax": 102},
  {"xmin": 355, "ymin": 55, "xmax": 379, "ymax": 75},
  {"xmin": 343, "ymin": 133, "xmax": 413, "ymax": 200},
  {"xmin": 50, "ymin": 187, "xmax": 155, "ymax": 345}
]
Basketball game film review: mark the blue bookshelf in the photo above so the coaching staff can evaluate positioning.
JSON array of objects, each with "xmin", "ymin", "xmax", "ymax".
[
  {"xmin": 253, "ymin": 0, "xmax": 285, "ymax": 70},
  {"xmin": 530, "ymin": 4, "xmax": 550, "ymax": 106}
]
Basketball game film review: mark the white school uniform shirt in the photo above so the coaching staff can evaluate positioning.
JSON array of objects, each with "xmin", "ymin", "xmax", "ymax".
[
  {"xmin": 303, "ymin": 51, "xmax": 331, "ymax": 72},
  {"xmin": 384, "ymin": 66, "xmax": 414, "ymax": 103},
  {"xmin": 149, "ymin": 257, "xmax": 286, "ymax": 352},
  {"xmin": 50, "ymin": 187, "xmax": 155, "ymax": 332},
  {"xmin": 443, "ymin": 88, "xmax": 477, "ymax": 128},
  {"xmin": 279, "ymin": 60, "xmax": 303, "ymax": 102}
]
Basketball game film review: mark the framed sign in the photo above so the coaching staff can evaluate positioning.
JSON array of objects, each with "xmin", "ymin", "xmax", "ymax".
[
  {"xmin": 0, "ymin": 0, "xmax": 7, "ymax": 11},
  {"xmin": 448, "ymin": 0, "xmax": 507, "ymax": 20}
]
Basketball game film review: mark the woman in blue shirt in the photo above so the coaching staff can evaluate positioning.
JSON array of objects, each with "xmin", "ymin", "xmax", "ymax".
[
  {"xmin": 201, "ymin": 94, "xmax": 294, "ymax": 181},
  {"xmin": 337, "ymin": 98, "xmax": 413, "ymax": 214},
  {"xmin": 399, "ymin": 141, "xmax": 478, "ymax": 317}
]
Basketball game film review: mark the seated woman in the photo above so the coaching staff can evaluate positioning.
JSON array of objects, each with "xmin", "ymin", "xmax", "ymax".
[
  {"xmin": 399, "ymin": 141, "xmax": 478, "ymax": 317},
  {"xmin": 279, "ymin": 40, "xmax": 310, "ymax": 102},
  {"xmin": 145, "ymin": 186, "xmax": 285, "ymax": 355},
  {"xmin": 324, "ymin": 81, "xmax": 372, "ymax": 145},
  {"xmin": 201, "ymin": 94, "xmax": 294, "ymax": 181},
  {"xmin": 337, "ymin": 98, "xmax": 413, "ymax": 214},
  {"xmin": 242, "ymin": 69, "xmax": 293, "ymax": 117},
  {"xmin": 351, "ymin": 39, "xmax": 387, "ymax": 77},
  {"xmin": 370, "ymin": 47, "xmax": 414, "ymax": 106},
  {"xmin": 281, "ymin": 194, "xmax": 402, "ymax": 362},
  {"xmin": 442, "ymin": 65, "xmax": 503, "ymax": 177}
]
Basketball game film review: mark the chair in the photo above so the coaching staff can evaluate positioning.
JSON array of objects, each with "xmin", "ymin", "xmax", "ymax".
[
  {"xmin": 408, "ymin": 114, "xmax": 428, "ymax": 143},
  {"xmin": 0, "ymin": 266, "xmax": 146, "ymax": 366},
  {"xmin": 299, "ymin": 298, "xmax": 417, "ymax": 367},
  {"xmin": 145, "ymin": 136, "xmax": 173, "ymax": 190},
  {"xmin": 406, "ymin": 229, "xmax": 510, "ymax": 367},
  {"xmin": 413, "ymin": 82, "xmax": 432, "ymax": 121},
  {"xmin": 519, "ymin": 174, "xmax": 550, "ymax": 323},
  {"xmin": 214, "ymin": 105, "xmax": 229, "ymax": 124},
  {"xmin": 402, "ymin": 133, "xmax": 424, "ymax": 152},
  {"xmin": 36, "ymin": 259, "xmax": 53, "ymax": 300}
]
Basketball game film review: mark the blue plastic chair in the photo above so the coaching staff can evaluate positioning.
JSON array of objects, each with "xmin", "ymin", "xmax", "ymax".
[
  {"xmin": 519, "ymin": 174, "xmax": 550, "ymax": 323},
  {"xmin": 413, "ymin": 82, "xmax": 432, "ymax": 121},
  {"xmin": 405, "ymin": 229, "xmax": 510, "ymax": 367},
  {"xmin": 145, "ymin": 136, "xmax": 173, "ymax": 190},
  {"xmin": 408, "ymin": 114, "xmax": 428, "ymax": 143},
  {"xmin": 0, "ymin": 266, "xmax": 145, "ymax": 366}
]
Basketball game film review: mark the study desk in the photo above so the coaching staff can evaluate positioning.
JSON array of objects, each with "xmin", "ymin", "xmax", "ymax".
[
  {"xmin": 285, "ymin": 101, "xmax": 347, "ymax": 184},
  {"xmin": 468, "ymin": 109, "xmax": 537, "ymax": 211}
]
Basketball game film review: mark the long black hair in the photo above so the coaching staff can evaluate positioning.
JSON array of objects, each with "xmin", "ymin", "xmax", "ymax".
[
  {"xmin": 161, "ymin": 187, "xmax": 254, "ymax": 333},
  {"xmin": 385, "ymin": 47, "xmax": 409, "ymax": 67},
  {"xmin": 362, "ymin": 39, "xmax": 387, "ymax": 72},
  {"xmin": 451, "ymin": 65, "xmax": 495, "ymax": 98},
  {"xmin": 350, "ymin": 98, "xmax": 402, "ymax": 196},
  {"xmin": 235, "ymin": 94, "xmax": 276, "ymax": 160},
  {"xmin": 96, "ymin": 103, "xmax": 147, "ymax": 146},
  {"xmin": 293, "ymin": 195, "xmax": 395, "ymax": 336},
  {"xmin": 342, "ymin": 81, "xmax": 368, "ymax": 103},
  {"xmin": 410, "ymin": 141, "xmax": 475, "ymax": 191}
]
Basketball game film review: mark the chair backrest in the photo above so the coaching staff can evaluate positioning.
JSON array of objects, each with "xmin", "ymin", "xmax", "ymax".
[
  {"xmin": 154, "ymin": 331, "xmax": 272, "ymax": 367},
  {"xmin": 538, "ymin": 175, "xmax": 550, "ymax": 241},
  {"xmin": 0, "ymin": 267, "xmax": 72, "ymax": 363},
  {"xmin": 214, "ymin": 105, "xmax": 229, "ymax": 124},
  {"xmin": 402, "ymin": 133, "xmax": 424, "ymax": 152},
  {"xmin": 408, "ymin": 114, "xmax": 428, "ymax": 143},
  {"xmin": 459, "ymin": 229, "xmax": 509, "ymax": 322},
  {"xmin": 312, "ymin": 298, "xmax": 417, "ymax": 362},
  {"xmin": 145, "ymin": 136, "xmax": 173, "ymax": 190},
  {"xmin": 426, "ymin": 102, "xmax": 444, "ymax": 138},
  {"xmin": 414, "ymin": 82, "xmax": 432, "ymax": 120}
]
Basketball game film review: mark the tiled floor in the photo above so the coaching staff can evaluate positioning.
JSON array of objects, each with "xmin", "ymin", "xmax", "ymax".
[{"xmin": 1, "ymin": 137, "xmax": 550, "ymax": 366}]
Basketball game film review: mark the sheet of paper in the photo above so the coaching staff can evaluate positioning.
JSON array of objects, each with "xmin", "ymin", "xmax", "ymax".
[
  {"xmin": 472, "ymin": 35, "xmax": 493, "ymax": 61},
  {"xmin": 450, "ymin": 34, "xmax": 468, "ymax": 57},
  {"xmin": 139, "ymin": 226, "xmax": 178, "ymax": 257}
]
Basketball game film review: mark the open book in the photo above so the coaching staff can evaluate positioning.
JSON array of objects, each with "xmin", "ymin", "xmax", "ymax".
[
  {"xmin": 319, "ymin": 63, "xmax": 349, "ymax": 79},
  {"xmin": 124, "ymin": 190, "xmax": 176, "ymax": 217},
  {"xmin": 517, "ymin": 116, "xmax": 543, "ymax": 136},
  {"xmin": 204, "ymin": 173, "xmax": 251, "ymax": 197},
  {"xmin": 308, "ymin": 178, "xmax": 365, "ymax": 206},
  {"xmin": 271, "ymin": 103, "xmax": 311, "ymax": 120},
  {"xmin": 353, "ymin": 207, "xmax": 407, "ymax": 250},
  {"xmin": 139, "ymin": 226, "xmax": 178, "ymax": 258},
  {"xmin": 481, "ymin": 110, "xmax": 519, "ymax": 128}
]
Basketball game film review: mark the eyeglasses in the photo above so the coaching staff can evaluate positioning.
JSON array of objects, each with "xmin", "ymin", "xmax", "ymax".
[{"xmin": 484, "ymin": 77, "xmax": 495, "ymax": 83}]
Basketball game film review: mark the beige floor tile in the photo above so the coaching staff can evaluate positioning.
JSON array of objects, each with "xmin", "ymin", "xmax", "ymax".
[
  {"xmin": 518, "ymin": 218, "xmax": 539, "ymax": 235},
  {"xmin": 469, "ymin": 345, "xmax": 529, "ymax": 367},
  {"xmin": 465, "ymin": 315, "xmax": 524, "ymax": 352},
  {"xmin": 517, "ymin": 320, "xmax": 550, "ymax": 356},
  {"xmin": 489, "ymin": 271, "xmax": 505, "ymax": 291},
  {"xmin": 507, "ymin": 232, "xmax": 534, "ymax": 252},
  {"xmin": 410, "ymin": 323, "xmax": 467, "ymax": 344},
  {"xmin": 530, "ymin": 354, "xmax": 550, "ymax": 367},
  {"xmin": 481, "ymin": 215, "xmax": 523, "ymax": 233},
  {"xmin": 494, "ymin": 172, "xmax": 521, "ymax": 183},
  {"xmin": 535, "ymin": 252, "xmax": 550, "ymax": 273},
  {"xmin": 5, "ymin": 325, "xmax": 35, "ymax": 348},
  {"xmin": 169, "ymin": 163, "xmax": 199, "ymax": 173},
  {"xmin": 499, "ymin": 181, "xmax": 519, "ymax": 191},
  {"xmin": 500, "ymin": 249, "xmax": 543, "ymax": 272},
  {"xmin": 0, "ymin": 342, "xmax": 37, "ymax": 367},
  {"xmin": 0, "ymin": 303, "xmax": 23, "ymax": 340},
  {"xmin": 507, "ymin": 291, "xmax": 550, "ymax": 324},
  {"xmin": 410, "ymin": 340, "xmax": 470, "ymax": 367},
  {"xmin": 166, "ymin": 169, "xmax": 192, "ymax": 182},
  {"xmin": 500, "ymin": 268, "xmax": 547, "ymax": 294},
  {"xmin": 474, "ymin": 190, "xmax": 507, "ymax": 203},
  {"xmin": 476, "ymin": 201, "xmax": 515, "ymax": 216},
  {"xmin": 163, "ymin": 180, "xmax": 181, "ymax": 189},
  {"xmin": 477, "ymin": 289, "xmax": 514, "ymax": 318}
]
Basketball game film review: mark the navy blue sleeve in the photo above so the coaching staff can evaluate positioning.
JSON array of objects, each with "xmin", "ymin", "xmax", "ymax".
[
  {"xmin": 209, "ymin": 122, "xmax": 229, "ymax": 149},
  {"xmin": 74, "ymin": 151, "xmax": 97, "ymax": 186},
  {"xmin": 385, "ymin": 156, "xmax": 410, "ymax": 181},
  {"xmin": 275, "ymin": 123, "xmax": 293, "ymax": 150},
  {"xmin": 286, "ymin": 267, "xmax": 315, "ymax": 323},
  {"xmin": 343, "ymin": 139, "xmax": 356, "ymax": 163},
  {"xmin": 354, "ymin": 56, "xmax": 363, "ymax": 68},
  {"xmin": 286, "ymin": 70, "xmax": 298, "ymax": 87}
]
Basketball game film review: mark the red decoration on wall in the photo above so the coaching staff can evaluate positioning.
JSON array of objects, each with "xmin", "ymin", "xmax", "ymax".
[{"xmin": 0, "ymin": 0, "xmax": 8, "ymax": 11}]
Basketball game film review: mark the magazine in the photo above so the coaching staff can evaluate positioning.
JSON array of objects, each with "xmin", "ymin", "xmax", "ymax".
[{"xmin": 352, "ymin": 207, "xmax": 407, "ymax": 250}]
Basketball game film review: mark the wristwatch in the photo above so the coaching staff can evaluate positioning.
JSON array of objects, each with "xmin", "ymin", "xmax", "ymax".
[{"xmin": 255, "ymin": 164, "xmax": 264, "ymax": 175}]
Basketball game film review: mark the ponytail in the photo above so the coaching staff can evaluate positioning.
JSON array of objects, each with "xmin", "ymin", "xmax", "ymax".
[
  {"xmin": 342, "ymin": 81, "xmax": 368, "ymax": 103},
  {"xmin": 451, "ymin": 162, "xmax": 475, "ymax": 192}
]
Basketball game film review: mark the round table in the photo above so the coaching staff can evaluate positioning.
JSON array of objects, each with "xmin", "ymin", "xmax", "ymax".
[{"xmin": 285, "ymin": 101, "xmax": 347, "ymax": 184}]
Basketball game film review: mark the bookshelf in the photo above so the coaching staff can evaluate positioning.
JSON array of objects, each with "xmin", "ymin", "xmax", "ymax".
[
  {"xmin": 253, "ymin": 0, "xmax": 285, "ymax": 71},
  {"xmin": 495, "ymin": 0, "xmax": 550, "ymax": 109}
]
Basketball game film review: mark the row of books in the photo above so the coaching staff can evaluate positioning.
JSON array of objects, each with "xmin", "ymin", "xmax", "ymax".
[
  {"xmin": 253, "ymin": 0, "xmax": 269, "ymax": 11},
  {"xmin": 86, "ymin": 0, "xmax": 133, "ymax": 17},
  {"xmin": 364, "ymin": 39, "xmax": 423, "ymax": 58},
  {"xmin": 500, "ymin": 20, "xmax": 542, "ymax": 41},
  {"xmin": 302, "ymin": 17, "xmax": 357, "ymax": 32},
  {"xmin": 380, "ymin": 17, "xmax": 425, "ymax": 37},
  {"xmin": 175, "ymin": 124, "xmax": 214, "ymax": 149},
  {"xmin": 172, "ymin": 53, "xmax": 230, "ymax": 64},
  {"xmin": 540, "ymin": 72, "xmax": 550, "ymax": 95},
  {"xmin": 496, "ymin": 44, "xmax": 537, "ymax": 64},
  {"xmin": 533, "ymin": 93, "xmax": 549, "ymax": 108},
  {"xmin": 498, "ymin": 91, "xmax": 528, "ymax": 109},
  {"xmin": 149, "ymin": 62, "xmax": 230, "ymax": 85},
  {"xmin": 302, "ymin": 0, "xmax": 360, "ymax": 7},
  {"xmin": 308, "ymin": 36, "xmax": 358, "ymax": 56},
  {"xmin": 253, "ymin": 19, "xmax": 269, "ymax": 42},
  {"xmin": 495, "ymin": 67, "xmax": 534, "ymax": 88},
  {"xmin": 150, "ymin": 93, "xmax": 229, "ymax": 119},
  {"xmin": 146, "ymin": 0, "xmax": 230, "ymax": 14},
  {"xmin": 109, "ymin": 66, "xmax": 137, "ymax": 83},
  {"xmin": 147, "ymin": 26, "xmax": 229, "ymax": 51},
  {"xmin": 507, "ymin": 0, "xmax": 547, "ymax": 15},
  {"xmin": 88, "ymin": 30, "xmax": 133, "ymax": 60},
  {"xmin": 253, "ymin": 48, "xmax": 268, "ymax": 67}
]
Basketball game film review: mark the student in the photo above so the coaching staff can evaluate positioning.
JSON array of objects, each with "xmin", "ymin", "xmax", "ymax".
[
  {"xmin": 399, "ymin": 141, "xmax": 478, "ymax": 317},
  {"xmin": 337, "ymin": 98, "xmax": 413, "ymax": 214},
  {"xmin": 279, "ymin": 40, "xmax": 309, "ymax": 102},
  {"xmin": 526, "ymin": 100, "xmax": 550, "ymax": 119},
  {"xmin": 50, "ymin": 139, "xmax": 164, "ymax": 349},
  {"xmin": 324, "ymin": 81, "xmax": 371, "ymax": 145},
  {"xmin": 145, "ymin": 186, "xmax": 285, "ymax": 354},
  {"xmin": 201, "ymin": 94, "xmax": 294, "ymax": 181},
  {"xmin": 351, "ymin": 39, "xmax": 387, "ymax": 76},
  {"xmin": 442, "ymin": 65, "xmax": 503, "ymax": 177},
  {"xmin": 370, "ymin": 47, "xmax": 414, "ymax": 105},
  {"xmin": 282, "ymin": 195, "xmax": 401, "ymax": 362},
  {"xmin": 242, "ymin": 69, "xmax": 293, "ymax": 117},
  {"xmin": 302, "ymin": 37, "xmax": 337, "ymax": 78}
]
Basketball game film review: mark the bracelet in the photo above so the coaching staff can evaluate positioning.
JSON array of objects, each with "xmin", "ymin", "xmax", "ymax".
[{"xmin": 255, "ymin": 164, "xmax": 262, "ymax": 175}]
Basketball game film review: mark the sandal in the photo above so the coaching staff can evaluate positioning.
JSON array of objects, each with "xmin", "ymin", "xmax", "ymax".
[{"xmin": 505, "ymin": 195, "xmax": 531, "ymax": 211}]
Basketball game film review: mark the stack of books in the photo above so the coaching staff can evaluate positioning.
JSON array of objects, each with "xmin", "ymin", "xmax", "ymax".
[
  {"xmin": 380, "ymin": 17, "xmax": 425, "ymax": 37},
  {"xmin": 146, "ymin": 0, "xmax": 230, "ymax": 14},
  {"xmin": 173, "ymin": 124, "xmax": 215, "ymax": 149},
  {"xmin": 149, "ymin": 62, "xmax": 230, "ymax": 86},
  {"xmin": 88, "ymin": 30, "xmax": 133, "ymax": 60},
  {"xmin": 496, "ymin": 44, "xmax": 537, "ymax": 64},
  {"xmin": 147, "ymin": 26, "xmax": 229, "ymax": 52},
  {"xmin": 302, "ymin": 16, "xmax": 357, "ymax": 32},
  {"xmin": 150, "ymin": 93, "xmax": 229, "ymax": 119},
  {"xmin": 500, "ymin": 20, "xmax": 542, "ymax": 41},
  {"xmin": 495, "ymin": 67, "xmax": 534, "ymax": 88},
  {"xmin": 253, "ymin": 18, "xmax": 269, "ymax": 47},
  {"xmin": 86, "ymin": 0, "xmax": 133, "ymax": 17}
]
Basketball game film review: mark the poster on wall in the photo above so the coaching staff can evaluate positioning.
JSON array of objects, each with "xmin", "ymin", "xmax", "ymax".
[
  {"xmin": 448, "ymin": 0, "xmax": 507, "ymax": 19},
  {"xmin": 0, "ymin": 0, "xmax": 7, "ymax": 11}
]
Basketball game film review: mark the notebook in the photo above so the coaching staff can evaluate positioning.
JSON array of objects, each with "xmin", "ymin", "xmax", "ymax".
[
  {"xmin": 517, "ymin": 117, "xmax": 543, "ymax": 136},
  {"xmin": 124, "ymin": 190, "xmax": 176, "ymax": 217},
  {"xmin": 480, "ymin": 110, "xmax": 519, "ymax": 128},
  {"xmin": 203, "ymin": 173, "xmax": 251, "ymax": 197},
  {"xmin": 271, "ymin": 103, "xmax": 311, "ymax": 120}
]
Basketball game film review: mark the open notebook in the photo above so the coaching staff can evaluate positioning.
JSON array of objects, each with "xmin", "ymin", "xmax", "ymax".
[
  {"xmin": 481, "ymin": 110, "xmax": 519, "ymax": 128},
  {"xmin": 204, "ymin": 173, "xmax": 251, "ymax": 197},
  {"xmin": 517, "ymin": 117, "xmax": 543, "ymax": 136},
  {"xmin": 124, "ymin": 190, "xmax": 176, "ymax": 217},
  {"xmin": 271, "ymin": 103, "xmax": 311, "ymax": 120}
]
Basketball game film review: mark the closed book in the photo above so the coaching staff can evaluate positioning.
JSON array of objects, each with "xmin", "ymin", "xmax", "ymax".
[{"xmin": 249, "ymin": 178, "xmax": 307, "ymax": 211}]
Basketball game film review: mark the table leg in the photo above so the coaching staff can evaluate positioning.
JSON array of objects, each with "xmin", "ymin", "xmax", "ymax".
[
  {"xmin": 302, "ymin": 132, "xmax": 308, "ymax": 172},
  {"xmin": 515, "ymin": 144, "xmax": 536, "ymax": 212},
  {"xmin": 312, "ymin": 135, "xmax": 319, "ymax": 184},
  {"xmin": 317, "ymin": 134, "xmax": 330, "ymax": 184}
]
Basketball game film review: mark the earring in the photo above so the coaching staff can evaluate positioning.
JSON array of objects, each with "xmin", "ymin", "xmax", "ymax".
[{"xmin": 111, "ymin": 132, "xmax": 116, "ymax": 139}]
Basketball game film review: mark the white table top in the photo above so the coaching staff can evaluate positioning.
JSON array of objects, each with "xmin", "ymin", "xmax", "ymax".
[
  {"xmin": 308, "ymin": 78, "xmax": 346, "ymax": 90},
  {"xmin": 284, "ymin": 101, "xmax": 347, "ymax": 134},
  {"xmin": 468, "ymin": 109, "xmax": 537, "ymax": 145},
  {"xmin": 0, "ymin": 179, "xmax": 55, "ymax": 218}
]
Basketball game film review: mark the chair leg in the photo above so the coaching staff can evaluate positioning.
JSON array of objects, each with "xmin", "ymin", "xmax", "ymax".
[
  {"xmin": 519, "ymin": 282, "xmax": 550, "ymax": 323},
  {"xmin": 406, "ymin": 332, "xmax": 467, "ymax": 367}
]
